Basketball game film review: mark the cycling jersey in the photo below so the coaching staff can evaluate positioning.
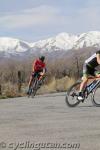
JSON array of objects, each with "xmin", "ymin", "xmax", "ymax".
[
  {"xmin": 85, "ymin": 51, "xmax": 100, "ymax": 68},
  {"xmin": 33, "ymin": 59, "xmax": 46, "ymax": 72},
  {"xmin": 83, "ymin": 64, "xmax": 96, "ymax": 76}
]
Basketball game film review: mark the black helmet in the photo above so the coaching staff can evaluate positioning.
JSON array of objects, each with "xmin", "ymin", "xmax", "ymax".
[{"xmin": 39, "ymin": 56, "xmax": 45, "ymax": 62}]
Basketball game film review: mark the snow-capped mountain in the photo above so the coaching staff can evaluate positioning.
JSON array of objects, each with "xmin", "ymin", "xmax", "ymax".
[
  {"xmin": 31, "ymin": 33, "xmax": 78, "ymax": 52},
  {"xmin": 0, "ymin": 37, "xmax": 30, "ymax": 54},
  {"xmin": 0, "ymin": 31, "xmax": 100, "ymax": 58},
  {"xmin": 31, "ymin": 31, "xmax": 100, "ymax": 52},
  {"xmin": 73, "ymin": 31, "xmax": 100, "ymax": 49}
]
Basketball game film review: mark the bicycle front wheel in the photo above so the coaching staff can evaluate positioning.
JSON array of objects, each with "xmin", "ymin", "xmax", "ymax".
[
  {"xmin": 91, "ymin": 87, "xmax": 100, "ymax": 106},
  {"xmin": 31, "ymin": 79, "xmax": 38, "ymax": 98},
  {"xmin": 65, "ymin": 81, "xmax": 81, "ymax": 107}
]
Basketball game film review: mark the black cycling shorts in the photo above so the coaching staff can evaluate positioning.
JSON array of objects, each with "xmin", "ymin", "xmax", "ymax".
[
  {"xmin": 32, "ymin": 69, "xmax": 43, "ymax": 78},
  {"xmin": 83, "ymin": 63, "xmax": 96, "ymax": 76}
]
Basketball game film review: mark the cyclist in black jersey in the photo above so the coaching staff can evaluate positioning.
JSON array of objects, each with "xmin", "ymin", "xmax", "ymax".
[{"xmin": 78, "ymin": 50, "xmax": 100, "ymax": 101}]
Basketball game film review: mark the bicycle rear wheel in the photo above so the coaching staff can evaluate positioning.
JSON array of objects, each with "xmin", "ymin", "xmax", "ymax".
[
  {"xmin": 91, "ymin": 86, "xmax": 100, "ymax": 106},
  {"xmin": 65, "ymin": 81, "xmax": 81, "ymax": 107}
]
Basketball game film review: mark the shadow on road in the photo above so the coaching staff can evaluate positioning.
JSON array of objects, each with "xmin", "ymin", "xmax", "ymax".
[
  {"xmin": 78, "ymin": 105, "xmax": 94, "ymax": 108},
  {"xmin": 36, "ymin": 93, "xmax": 66, "ymax": 98}
]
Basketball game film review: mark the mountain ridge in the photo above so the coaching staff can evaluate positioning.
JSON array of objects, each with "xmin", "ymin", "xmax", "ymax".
[{"xmin": 0, "ymin": 31, "xmax": 100, "ymax": 58}]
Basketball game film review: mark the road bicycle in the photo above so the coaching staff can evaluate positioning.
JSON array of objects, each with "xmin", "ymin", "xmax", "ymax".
[
  {"xmin": 65, "ymin": 76, "xmax": 100, "ymax": 107},
  {"xmin": 28, "ymin": 74, "xmax": 45, "ymax": 98}
]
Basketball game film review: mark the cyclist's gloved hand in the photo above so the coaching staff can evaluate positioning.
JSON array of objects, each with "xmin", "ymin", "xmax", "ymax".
[{"xmin": 40, "ymin": 72, "xmax": 44, "ymax": 76}]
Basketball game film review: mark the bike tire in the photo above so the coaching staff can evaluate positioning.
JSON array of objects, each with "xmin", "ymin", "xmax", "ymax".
[
  {"xmin": 31, "ymin": 79, "xmax": 39, "ymax": 98},
  {"xmin": 27, "ymin": 88, "xmax": 33, "ymax": 98},
  {"xmin": 31, "ymin": 89, "xmax": 37, "ymax": 98},
  {"xmin": 28, "ymin": 76, "xmax": 45, "ymax": 98},
  {"xmin": 65, "ymin": 81, "xmax": 81, "ymax": 107},
  {"xmin": 91, "ymin": 86, "xmax": 100, "ymax": 107}
]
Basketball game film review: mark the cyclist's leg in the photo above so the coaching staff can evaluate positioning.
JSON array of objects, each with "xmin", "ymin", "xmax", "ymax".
[
  {"xmin": 79, "ymin": 76, "xmax": 88, "ymax": 92},
  {"xmin": 80, "ymin": 64, "xmax": 90, "ymax": 91},
  {"xmin": 28, "ymin": 72, "xmax": 34, "ymax": 88},
  {"xmin": 78, "ymin": 76, "xmax": 88, "ymax": 101},
  {"xmin": 78, "ymin": 64, "xmax": 89, "ymax": 100},
  {"xmin": 80, "ymin": 64, "xmax": 97, "ymax": 90},
  {"xmin": 37, "ymin": 69, "xmax": 44, "ymax": 80},
  {"xmin": 78, "ymin": 64, "xmax": 96, "ymax": 100},
  {"xmin": 27, "ymin": 72, "xmax": 37, "ymax": 94},
  {"xmin": 38, "ymin": 68, "xmax": 46, "ymax": 81}
]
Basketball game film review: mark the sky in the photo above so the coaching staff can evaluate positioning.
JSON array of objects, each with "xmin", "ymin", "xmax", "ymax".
[{"xmin": 0, "ymin": 0, "xmax": 100, "ymax": 42}]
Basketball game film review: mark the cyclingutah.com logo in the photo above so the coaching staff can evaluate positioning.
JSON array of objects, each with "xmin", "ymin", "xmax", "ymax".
[{"xmin": 0, "ymin": 141, "xmax": 80, "ymax": 150}]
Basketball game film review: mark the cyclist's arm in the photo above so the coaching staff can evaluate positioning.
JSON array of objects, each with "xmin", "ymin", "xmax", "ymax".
[
  {"xmin": 97, "ymin": 54, "xmax": 100, "ymax": 64},
  {"xmin": 32, "ymin": 60, "xmax": 37, "ymax": 72},
  {"xmin": 43, "ymin": 68, "xmax": 46, "ymax": 74},
  {"xmin": 40, "ymin": 68, "xmax": 46, "ymax": 76}
]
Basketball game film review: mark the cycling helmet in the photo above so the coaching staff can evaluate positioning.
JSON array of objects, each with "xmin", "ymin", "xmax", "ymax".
[{"xmin": 39, "ymin": 56, "xmax": 45, "ymax": 62}]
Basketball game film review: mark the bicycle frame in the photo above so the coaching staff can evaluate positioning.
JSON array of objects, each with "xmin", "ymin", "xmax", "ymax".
[
  {"xmin": 65, "ymin": 74, "xmax": 100, "ymax": 107},
  {"xmin": 84, "ymin": 79, "xmax": 100, "ymax": 99}
]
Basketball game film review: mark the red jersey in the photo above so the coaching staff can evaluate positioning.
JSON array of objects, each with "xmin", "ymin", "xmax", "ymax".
[{"xmin": 33, "ymin": 59, "xmax": 46, "ymax": 71}]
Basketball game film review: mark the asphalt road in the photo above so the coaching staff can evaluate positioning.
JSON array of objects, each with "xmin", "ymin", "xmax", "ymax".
[{"xmin": 0, "ymin": 93, "xmax": 100, "ymax": 150}]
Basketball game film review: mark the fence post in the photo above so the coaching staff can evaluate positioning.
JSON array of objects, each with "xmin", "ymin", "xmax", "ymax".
[
  {"xmin": 18, "ymin": 71, "xmax": 22, "ymax": 93},
  {"xmin": 0, "ymin": 85, "xmax": 2, "ymax": 95}
]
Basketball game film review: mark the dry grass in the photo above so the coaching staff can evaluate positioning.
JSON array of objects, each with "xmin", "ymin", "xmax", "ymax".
[
  {"xmin": 0, "ymin": 76, "xmax": 76, "ymax": 98},
  {"xmin": 0, "ymin": 82, "xmax": 25, "ymax": 98},
  {"xmin": 38, "ymin": 76, "xmax": 75, "ymax": 94}
]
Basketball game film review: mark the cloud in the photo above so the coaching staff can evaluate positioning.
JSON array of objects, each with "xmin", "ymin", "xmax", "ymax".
[
  {"xmin": 0, "ymin": 5, "xmax": 61, "ymax": 28},
  {"xmin": 76, "ymin": 4, "xmax": 100, "ymax": 29},
  {"xmin": 59, "ymin": 0, "xmax": 100, "ymax": 33},
  {"xmin": 0, "ymin": 0, "xmax": 100, "ymax": 39}
]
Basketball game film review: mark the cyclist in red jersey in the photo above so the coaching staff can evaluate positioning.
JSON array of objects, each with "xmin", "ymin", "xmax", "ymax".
[{"xmin": 27, "ymin": 56, "xmax": 46, "ymax": 94}]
